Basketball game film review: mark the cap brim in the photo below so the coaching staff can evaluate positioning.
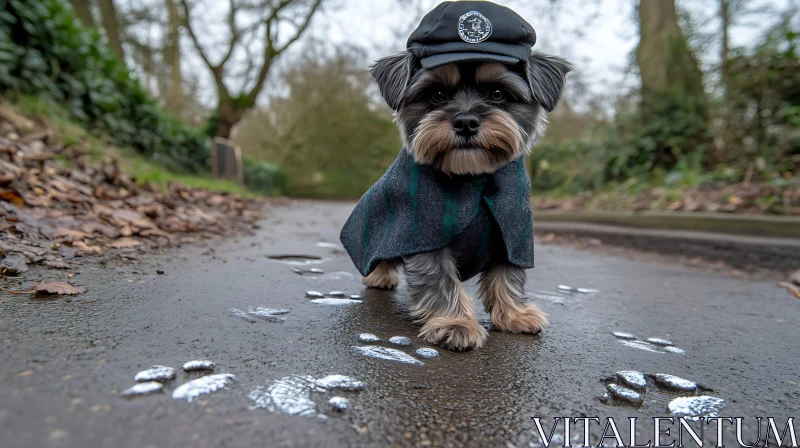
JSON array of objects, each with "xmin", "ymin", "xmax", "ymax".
[{"xmin": 419, "ymin": 52, "xmax": 520, "ymax": 69}]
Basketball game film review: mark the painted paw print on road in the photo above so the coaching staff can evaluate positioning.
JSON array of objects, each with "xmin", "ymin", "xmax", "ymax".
[
  {"xmin": 353, "ymin": 332, "xmax": 439, "ymax": 365},
  {"xmin": 602, "ymin": 370, "xmax": 725, "ymax": 419},
  {"xmin": 122, "ymin": 360, "xmax": 235, "ymax": 403},
  {"xmin": 305, "ymin": 290, "xmax": 362, "ymax": 305},
  {"xmin": 612, "ymin": 331, "xmax": 686, "ymax": 354}
]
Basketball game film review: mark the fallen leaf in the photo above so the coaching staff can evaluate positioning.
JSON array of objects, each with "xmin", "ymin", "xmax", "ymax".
[
  {"xmin": 35, "ymin": 282, "xmax": 86, "ymax": 295},
  {"xmin": 52, "ymin": 228, "xmax": 92, "ymax": 240},
  {"xmin": 42, "ymin": 260, "xmax": 70, "ymax": 269},
  {"xmin": 16, "ymin": 369, "xmax": 34, "ymax": 377},
  {"xmin": 110, "ymin": 237, "xmax": 142, "ymax": 249},
  {"xmin": 1, "ymin": 252, "xmax": 29, "ymax": 275},
  {"xmin": 0, "ymin": 189, "xmax": 25, "ymax": 206},
  {"xmin": 72, "ymin": 241, "xmax": 102, "ymax": 254}
]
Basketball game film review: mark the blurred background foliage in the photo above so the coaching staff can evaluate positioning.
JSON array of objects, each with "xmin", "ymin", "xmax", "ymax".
[{"xmin": 0, "ymin": 0, "xmax": 797, "ymax": 210}]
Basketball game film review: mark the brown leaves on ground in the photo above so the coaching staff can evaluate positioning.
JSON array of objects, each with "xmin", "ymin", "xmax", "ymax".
[
  {"xmin": 35, "ymin": 282, "xmax": 86, "ymax": 296},
  {"xmin": 0, "ymin": 108, "xmax": 265, "ymax": 274}
]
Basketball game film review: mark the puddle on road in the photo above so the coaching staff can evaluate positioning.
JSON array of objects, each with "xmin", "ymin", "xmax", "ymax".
[
  {"xmin": 646, "ymin": 337, "xmax": 674, "ymax": 346},
  {"xmin": 389, "ymin": 336, "xmax": 411, "ymax": 346},
  {"xmin": 668, "ymin": 396, "xmax": 725, "ymax": 419},
  {"xmin": 316, "ymin": 242, "xmax": 343, "ymax": 250},
  {"xmin": 123, "ymin": 381, "xmax": 163, "ymax": 397},
  {"xmin": 352, "ymin": 346, "xmax": 424, "ymax": 365},
  {"xmin": 327, "ymin": 291, "xmax": 345, "ymax": 297},
  {"xmin": 172, "ymin": 373, "xmax": 236, "ymax": 402},
  {"xmin": 653, "ymin": 374, "xmax": 697, "ymax": 391},
  {"xmin": 183, "ymin": 360, "xmax": 216, "ymax": 372},
  {"xmin": 134, "ymin": 365, "xmax": 175, "ymax": 382},
  {"xmin": 305, "ymin": 291, "xmax": 325, "ymax": 298},
  {"xmin": 249, "ymin": 374, "xmax": 364, "ymax": 417},
  {"xmin": 615, "ymin": 370, "xmax": 646, "ymax": 389}
]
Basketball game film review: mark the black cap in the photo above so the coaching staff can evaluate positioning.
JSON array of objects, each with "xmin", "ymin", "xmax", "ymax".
[{"xmin": 407, "ymin": 1, "xmax": 536, "ymax": 69}]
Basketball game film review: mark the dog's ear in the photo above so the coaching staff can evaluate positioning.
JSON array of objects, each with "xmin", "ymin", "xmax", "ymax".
[
  {"xmin": 524, "ymin": 52, "xmax": 572, "ymax": 112},
  {"xmin": 370, "ymin": 52, "xmax": 418, "ymax": 110}
]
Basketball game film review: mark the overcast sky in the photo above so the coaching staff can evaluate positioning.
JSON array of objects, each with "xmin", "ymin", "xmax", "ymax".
[{"xmin": 124, "ymin": 0, "xmax": 794, "ymax": 111}]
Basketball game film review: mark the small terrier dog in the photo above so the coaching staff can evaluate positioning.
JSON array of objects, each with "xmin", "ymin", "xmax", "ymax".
[{"xmin": 341, "ymin": 1, "xmax": 571, "ymax": 351}]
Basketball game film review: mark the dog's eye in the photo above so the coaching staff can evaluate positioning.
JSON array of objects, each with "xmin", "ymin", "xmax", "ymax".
[
  {"xmin": 431, "ymin": 91, "xmax": 447, "ymax": 104},
  {"xmin": 489, "ymin": 89, "xmax": 505, "ymax": 102}
]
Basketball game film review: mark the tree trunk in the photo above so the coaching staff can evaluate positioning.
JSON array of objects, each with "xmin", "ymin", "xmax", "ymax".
[
  {"xmin": 215, "ymin": 100, "xmax": 248, "ymax": 139},
  {"xmin": 716, "ymin": 0, "xmax": 733, "ymax": 165},
  {"xmin": 97, "ymin": 0, "xmax": 126, "ymax": 60},
  {"xmin": 69, "ymin": 0, "xmax": 96, "ymax": 28},
  {"xmin": 637, "ymin": 0, "xmax": 708, "ymax": 168},
  {"xmin": 165, "ymin": 0, "xmax": 184, "ymax": 115}
]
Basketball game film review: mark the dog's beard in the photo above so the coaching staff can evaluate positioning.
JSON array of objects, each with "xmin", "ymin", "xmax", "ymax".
[{"xmin": 407, "ymin": 109, "xmax": 528, "ymax": 175}]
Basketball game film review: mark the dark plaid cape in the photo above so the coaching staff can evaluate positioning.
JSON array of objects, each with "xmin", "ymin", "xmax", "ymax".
[{"xmin": 340, "ymin": 149, "xmax": 534, "ymax": 279}]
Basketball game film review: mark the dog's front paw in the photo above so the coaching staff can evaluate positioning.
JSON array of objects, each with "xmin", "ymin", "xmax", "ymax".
[
  {"xmin": 362, "ymin": 268, "xmax": 398, "ymax": 289},
  {"xmin": 418, "ymin": 316, "xmax": 488, "ymax": 351},
  {"xmin": 362, "ymin": 260, "xmax": 399, "ymax": 289},
  {"xmin": 491, "ymin": 303, "xmax": 548, "ymax": 334}
]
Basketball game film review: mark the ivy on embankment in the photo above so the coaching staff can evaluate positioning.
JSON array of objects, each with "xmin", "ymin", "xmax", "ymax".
[{"xmin": 0, "ymin": 0, "xmax": 209, "ymax": 174}]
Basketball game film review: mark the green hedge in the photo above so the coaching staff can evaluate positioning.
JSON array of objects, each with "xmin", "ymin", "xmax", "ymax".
[
  {"xmin": 0, "ymin": 0, "xmax": 210, "ymax": 173},
  {"xmin": 243, "ymin": 159, "xmax": 285, "ymax": 196}
]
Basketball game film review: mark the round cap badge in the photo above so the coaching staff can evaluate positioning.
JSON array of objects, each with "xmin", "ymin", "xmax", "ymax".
[{"xmin": 458, "ymin": 11, "xmax": 492, "ymax": 44}]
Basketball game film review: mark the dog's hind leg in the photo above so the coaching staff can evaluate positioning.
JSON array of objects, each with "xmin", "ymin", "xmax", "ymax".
[
  {"xmin": 478, "ymin": 264, "xmax": 547, "ymax": 334},
  {"xmin": 404, "ymin": 249, "xmax": 488, "ymax": 351},
  {"xmin": 363, "ymin": 259, "xmax": 401, "ymax": 289}
]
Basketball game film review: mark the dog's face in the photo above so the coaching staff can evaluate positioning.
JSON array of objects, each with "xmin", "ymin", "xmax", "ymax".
[{"xmin": 371, "ymin": 53, "xmax": 571, "ymax": 175}]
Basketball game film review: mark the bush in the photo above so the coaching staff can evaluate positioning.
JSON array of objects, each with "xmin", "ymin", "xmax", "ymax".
[
  {"xmin": 235, "ymin": 51, "xmax": 401, "ymax": 198},
  {"xmin": 0, "ymin": 0, "xmax": 210, "ymax": 173},
  {"xmin": 243, "ymin": 159, "xmax": 286, "ymax": 196}
]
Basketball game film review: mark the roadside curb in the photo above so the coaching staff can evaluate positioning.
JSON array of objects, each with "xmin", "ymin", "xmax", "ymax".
[
  {"xmin": 533, "ymin": 221, "xmax": 800, "ymax": 274},
  {"xmin": 534, "ymin": 211, "xmax": 800, "ymax": 239}
]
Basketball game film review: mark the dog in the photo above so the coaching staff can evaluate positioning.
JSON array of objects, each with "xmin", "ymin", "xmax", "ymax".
[{"xmin": 340, "ymin": 1, "xmax": 571, "ymax": 351}]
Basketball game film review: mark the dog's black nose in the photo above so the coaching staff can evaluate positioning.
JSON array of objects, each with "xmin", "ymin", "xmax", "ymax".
[{"xmin": 452, "ymin": 113, "xmax": 481, "ymax": 137}]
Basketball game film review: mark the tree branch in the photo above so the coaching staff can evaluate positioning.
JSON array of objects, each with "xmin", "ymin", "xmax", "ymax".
[
  {"xmin": 274, "ymin": 0, "xmax": 322, "ymax": 55},
  {"xmin": 248, "ymin": 0, "xmax": 322, "ymax": 102},
  {"xmin": 179, "ymin": 0, "xmax": 214, "ymax": 70}
]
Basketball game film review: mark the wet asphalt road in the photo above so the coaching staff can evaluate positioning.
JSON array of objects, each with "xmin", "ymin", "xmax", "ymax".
[{"xmin": 1, "ymin": 200, "xmax": 798, "ymax": 448}]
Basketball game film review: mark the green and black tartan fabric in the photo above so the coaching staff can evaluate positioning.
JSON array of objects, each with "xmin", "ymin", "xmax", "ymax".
[{"xmin": 340, "ymin": 149, "xmax": 534, "ymax": 280}]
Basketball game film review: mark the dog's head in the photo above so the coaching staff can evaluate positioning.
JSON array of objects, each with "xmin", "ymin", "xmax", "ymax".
[{"xmin": 371, "ymin": 53, "xmax": 571, "ymax": 175}]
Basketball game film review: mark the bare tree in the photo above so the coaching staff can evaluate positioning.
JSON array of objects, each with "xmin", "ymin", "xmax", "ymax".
[
  {"xmin": 69, "ymin": 0, "xmax": 97, "ymax": 28},
  {"xmin": 97, "ymin": 0, "xmax": 126, "ymax": 59},
  {"xmin": 165, "ymin": 0, "xmax": 184, "ymax": 113},
  {"xmin": 181, "ymin": 0, "xmax": 323, "ymax": 138}
]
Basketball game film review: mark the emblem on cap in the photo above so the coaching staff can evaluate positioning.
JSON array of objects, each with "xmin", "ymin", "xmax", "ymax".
[{"xmin": 458, "ymin": 11, "xmax": 492, "ymax": 44}]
